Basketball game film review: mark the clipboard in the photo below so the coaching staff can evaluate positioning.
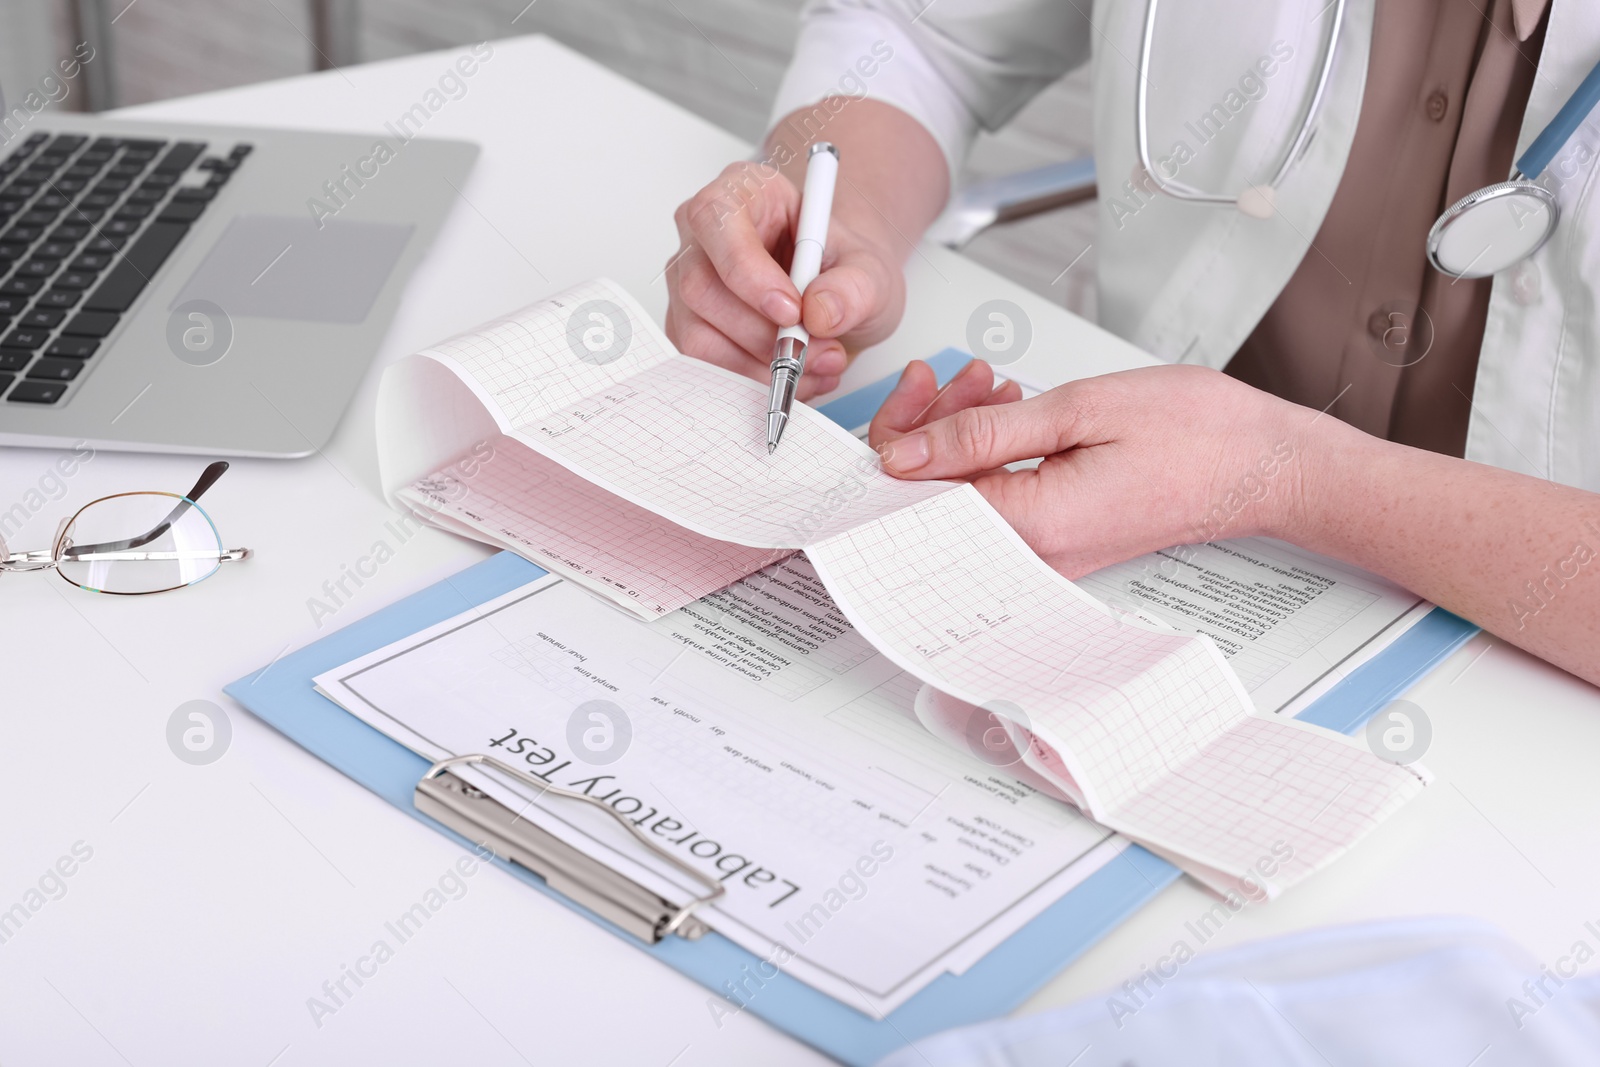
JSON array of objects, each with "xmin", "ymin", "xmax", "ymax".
[{"xmin": 226, "ymin": 351, "xmax": 1479, "ymax": 1066}]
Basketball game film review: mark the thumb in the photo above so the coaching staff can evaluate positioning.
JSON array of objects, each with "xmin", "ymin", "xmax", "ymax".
[
  {"xmin": 877, "ymin": 387, "xmax": 1100, "ymax": 479},
  {"xmin": 801, "ymin": 255, "xmax": 896, "ymax": 345}
]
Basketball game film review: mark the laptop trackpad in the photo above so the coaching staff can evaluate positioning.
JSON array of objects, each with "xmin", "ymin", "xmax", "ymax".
[{"xmin": 170, "ymin": 214, "xmax": 414, "ymax": 323}]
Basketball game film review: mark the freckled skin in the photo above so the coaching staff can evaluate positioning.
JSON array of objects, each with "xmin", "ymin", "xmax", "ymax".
[{"xmin": 871, "ymin": 360, "xmax": 1600, "ymax": 688}]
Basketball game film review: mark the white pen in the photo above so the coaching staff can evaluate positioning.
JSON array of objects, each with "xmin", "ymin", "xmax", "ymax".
[{"xmin": 766, "ymin": 141, "xmax": 840, "ymax": 453}]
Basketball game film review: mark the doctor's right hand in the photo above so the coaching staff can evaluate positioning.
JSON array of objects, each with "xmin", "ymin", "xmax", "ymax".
[{"xmin": 665, "ymin": 161, "xmax": 906, "ymax": 400}]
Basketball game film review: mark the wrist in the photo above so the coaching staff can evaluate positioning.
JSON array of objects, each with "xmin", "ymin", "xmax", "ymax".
[{"xmin": 1269, "ymin": 411, "xmax": 1379, "ymax": 551}]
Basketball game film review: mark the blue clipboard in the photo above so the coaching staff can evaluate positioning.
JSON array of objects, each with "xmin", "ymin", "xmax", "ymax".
[{"xmin": 226, "ymin": 350, "xmax": 1478, "ymax": 1066}]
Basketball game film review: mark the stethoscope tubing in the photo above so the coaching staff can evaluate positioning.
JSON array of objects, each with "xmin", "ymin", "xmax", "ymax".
[{"xmin": 1135, "ymin": 0, "xmax": 1348, "ymax": 203}]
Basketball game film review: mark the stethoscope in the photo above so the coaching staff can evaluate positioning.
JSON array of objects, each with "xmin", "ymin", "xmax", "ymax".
[{"xmin": 1135, "ymin": 0, "xmax": 1600, "ymax": 278}]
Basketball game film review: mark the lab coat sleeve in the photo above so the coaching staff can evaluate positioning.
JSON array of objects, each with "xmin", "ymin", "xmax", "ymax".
[{"xmin": 768, "ymin": 0, "xmax": 1092, "ymax": 185}]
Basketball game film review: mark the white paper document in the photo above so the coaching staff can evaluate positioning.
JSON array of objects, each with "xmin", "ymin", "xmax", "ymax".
[
  {"xmin": 316, "ymin": 561, "xmax": 1126, "ymax": 1016},
  {"xmin": 374, "ymin": 278, "xmax": 1431, "ymax": 897}
]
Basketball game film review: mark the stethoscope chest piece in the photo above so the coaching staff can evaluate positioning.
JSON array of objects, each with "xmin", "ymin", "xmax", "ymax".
[{"xmin": 1426, "ymin": 180, "xmax": 1559, "ymax": 279}]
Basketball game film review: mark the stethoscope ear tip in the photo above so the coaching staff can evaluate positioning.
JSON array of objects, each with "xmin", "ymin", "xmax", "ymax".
[{"xmin": 1236, "ymin": 184, "xmax": 1278, "ymax": 219}]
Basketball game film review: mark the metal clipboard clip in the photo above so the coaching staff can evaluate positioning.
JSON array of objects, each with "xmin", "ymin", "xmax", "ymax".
[{"xmin": 415, "ymin": 754, "xmax": 724, "ymax": 943}]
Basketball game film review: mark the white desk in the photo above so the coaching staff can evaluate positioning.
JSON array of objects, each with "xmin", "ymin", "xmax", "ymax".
[{"xmin": 2, "ymin": 35, "xmax": 1596, "ymax": 1067}]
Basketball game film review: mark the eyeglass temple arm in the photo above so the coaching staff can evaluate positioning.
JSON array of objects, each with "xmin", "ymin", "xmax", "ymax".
[
  {"xmin": 1, "ymin": 547, "xmax": 250, "ymax": 569},
  {"xmin": 60, "ymin": 460, "xmax": 231, "ymax": 556}
]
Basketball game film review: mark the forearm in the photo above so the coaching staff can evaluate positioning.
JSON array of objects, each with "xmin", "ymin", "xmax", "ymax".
[
  {"xmin": 1286, "ymin": 423, "xmax": 1600, "ymax": 686},
  {"xmin": 764, "ymin": 99, "xmax": 948, "ymax": 267}
]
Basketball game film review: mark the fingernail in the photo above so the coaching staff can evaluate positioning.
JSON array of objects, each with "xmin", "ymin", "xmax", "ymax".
[
  {"xmin": 814, "ymin": 291, "xmax": 842, "ymax": 331},
  {"xmin": 878, "ymin": 434, "xmax": 930, "ymax": 473},
  {"xmin": 762, "ymin": 291, "xmax": 799, "ymax": 324}
]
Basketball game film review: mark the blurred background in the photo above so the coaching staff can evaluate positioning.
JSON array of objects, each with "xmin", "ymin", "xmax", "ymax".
[{"xmin": 1, "ymin": 0, "xmax": 1097, "ymax": 318}]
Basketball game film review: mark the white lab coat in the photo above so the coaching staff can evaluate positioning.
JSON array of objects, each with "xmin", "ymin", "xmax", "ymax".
[{"xmin": 771, "ymin": 0, "xmax": 1600, "ymax": 491}]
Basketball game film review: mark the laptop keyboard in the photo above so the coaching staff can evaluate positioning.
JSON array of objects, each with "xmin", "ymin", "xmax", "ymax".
[{"xmin": 0, "ymin": 132, "xmax": 251, "ymax": 405}]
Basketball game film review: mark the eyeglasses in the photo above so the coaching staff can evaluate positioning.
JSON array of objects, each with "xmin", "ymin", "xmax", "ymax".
[{"xmin": 0, "ymin": 460, "xmax": 251, "ymax": 594}]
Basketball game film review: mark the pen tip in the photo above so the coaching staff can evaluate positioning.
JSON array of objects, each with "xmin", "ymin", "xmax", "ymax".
[{"xmin": 767, "ymin": 442, "xmax": 777, "ymax": 455}]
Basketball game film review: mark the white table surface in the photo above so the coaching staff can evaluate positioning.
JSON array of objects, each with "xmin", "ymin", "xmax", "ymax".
[{"xmin": 2, "ymin": 34, "xmax": 1596, "ymax": 1067}]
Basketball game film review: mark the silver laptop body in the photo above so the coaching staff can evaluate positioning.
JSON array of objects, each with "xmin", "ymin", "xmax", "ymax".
[{"xmin": 0, "ymin": 113, "xmax": 477, "ymax": 457}]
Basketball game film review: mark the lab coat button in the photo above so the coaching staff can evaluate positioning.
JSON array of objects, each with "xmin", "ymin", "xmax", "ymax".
[{"xmin": 1425, "ymin": 90, "xmax": 1449, "ymax": 122}]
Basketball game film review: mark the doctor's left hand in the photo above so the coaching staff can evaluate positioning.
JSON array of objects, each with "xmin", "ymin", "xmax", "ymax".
[{"xmin": 869, "ymin": 360, "xmax": 1324, "ymax": 577}]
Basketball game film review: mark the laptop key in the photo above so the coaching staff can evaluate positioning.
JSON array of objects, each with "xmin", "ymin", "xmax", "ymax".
[
  {"xmin": 17, "ymin": 259, "xmax": 59, "ymax": 277},
  {"xmin": 38, "ymin": 241, "xmax": 74, "ymax": 259},
  {"xmin": 0, "ymin": 296, "xmax": 27, "ymax": 315},
  {"xmin": 48, "ymin": 223, "xmax": 91, "ymax": 242},
  {"xmin": 26, "ymin": 358, "xmax": 81, "ymax": 381},
  {"xmin": 46, "ymin": 336, "xmax": 98, "ymax": 359},
  {"xmin": 155, "ymin": 142, "xmax": 206, "ymax": 174},
  {"xmin": 103, "ymin": 219, "xmax": 140, "ymax": 238},
  {"xmin": 62, "ymin": 311, "xmax": 117, "ymax": 337},
  {"xmin": 7, "ymin": 380, "xmax": 67, "ymax": 403},
  {"xmin": 0, "ymin": 243, "xmax": 27, "ymax": 262},
  {"xmin": 52, "ymin": 271, "xmax": 97, "ymax": 291},
  {"xmin": 38, "ymin": 289, "xmax": 81, "ymax": 308},
  {"xmin": 113, "ymin": 203, "xmax": 153, "ymax": 220},
  {"xmin": 84, "ymin": 221, "xmax": 189, "ymax": 313},
  {"xmin": 0, "ymin": 277, "xmax": 43, "ymax": 296},
  {"xmin": 158, "ymin": 200, "xmax": 206, "ymax": 223},
  {"xmin": 70, "ymin": 253, "xmax": 111, "ymax": 271},
  {"xmin": 21, "ymin": 308, "xmax": 65, "ymax": 329},
  {"xmin": 0, "ymin": 372, "xmax": 12, "ymax": 394},
  {"xmin": 0, "ymin": 349, "xmax": 30, "ymax": 372},
  {"xmin": 2, "ymin": 327, "xmax": 50, "ymax": 349}
]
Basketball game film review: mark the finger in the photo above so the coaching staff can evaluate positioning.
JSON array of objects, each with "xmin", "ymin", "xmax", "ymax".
[
  {"xmin": 915, "ymin": 360, "xmax": 997, "ymax": 426},
  {"xmin": 682, "ymin": 163, "xmax": 803, "ymax": 326},
  {"xmin": 947, "ymin": 383, "xmax": 1025, "ymax": 480},
  {"xmin": 868, "ymin": 360, "xmax": 939, "ymax": 449},
  {"xmin": 985, "ymin": 379, "xmax": 1025, "ymax": 406},
  {"xmin": 803, "ymin": 337, "xmax": 849, "ymax": 380},
  {"xmin": 673, "ymin": 245, "xmax": 782, "ymax": 358},
  {"xmin": 798, "ymin": 374, "xmax": 840, "ymax": 401},
  {"xmin": 802, "ymin": 257, "xmax": 894, "ymax": 342},
  {"xmin": 666, "ymin": 306, "xmax": 767, "ymax": 382},
  {"xmin": 878, "ymin": 384, "xmax": 1105, "ymax": 479}
]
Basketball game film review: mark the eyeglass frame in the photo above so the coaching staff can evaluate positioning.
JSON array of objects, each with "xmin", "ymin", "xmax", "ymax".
[{"xmin": 0, "ymin": 460, "xmax": 252, "ymax": 594}]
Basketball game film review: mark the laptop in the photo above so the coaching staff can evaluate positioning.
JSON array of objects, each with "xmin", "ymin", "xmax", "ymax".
[{"xmin": 0, "ymin": 113, "xmax": 477, "ymax": 457}]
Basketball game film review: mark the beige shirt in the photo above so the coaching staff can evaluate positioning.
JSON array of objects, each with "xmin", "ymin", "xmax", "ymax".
[{"xmin": 1228, "ymin": 0, "xmax": 1549, "ymax": 456}]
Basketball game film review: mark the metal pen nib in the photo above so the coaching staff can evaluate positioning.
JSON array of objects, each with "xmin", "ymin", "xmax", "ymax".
[{"xmin": 766, "ymin": 335, "xmax": 805, "ymax": 453}]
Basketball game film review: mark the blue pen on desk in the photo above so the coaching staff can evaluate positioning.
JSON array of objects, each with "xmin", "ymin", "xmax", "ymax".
[{"xmin": 766, "ymin": 142, "xmax": 840, "ymax": 453}]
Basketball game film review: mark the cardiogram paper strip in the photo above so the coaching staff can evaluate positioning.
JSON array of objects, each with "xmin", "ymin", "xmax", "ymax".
[{"xmin": 382, "ymin": 277, "xmax": 1428, "ymax": 893}]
